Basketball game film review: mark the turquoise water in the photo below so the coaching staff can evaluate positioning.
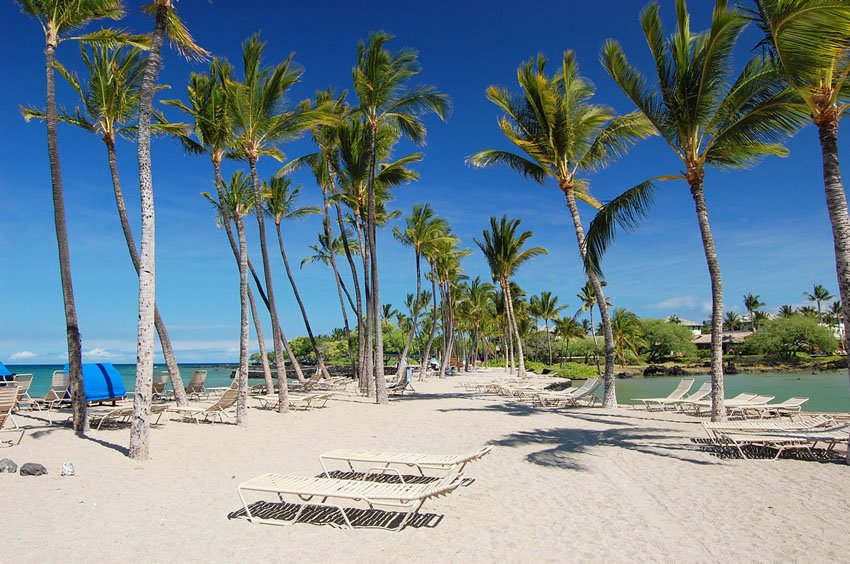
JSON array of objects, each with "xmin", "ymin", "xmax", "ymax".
[{"xmin": 8, "ymin": 364, "xmax": 850, "ymax": 413}]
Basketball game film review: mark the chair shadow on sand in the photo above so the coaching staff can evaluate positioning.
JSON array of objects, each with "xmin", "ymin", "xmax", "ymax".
[
  {"xmin": 690, "ymin": 437, "xmax": 847, "ymax": 463},
  {"xmin": 227, "ymin": 500, "xmax": 444, "ymax": 530}
]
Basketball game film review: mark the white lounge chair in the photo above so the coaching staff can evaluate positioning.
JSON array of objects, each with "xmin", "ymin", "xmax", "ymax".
[
  {"xmin": 714, "ymin": 423, "xmax": 850, "ymax": 460},
  {"xmin": 319, "ymin": 446, "xmax": 492, "ymax": 483},
  {"xmin": 171, "ymin": 382, "xmax": 237, "ymax": 423},
  {"xmin": 634, "ymin": 378, "xmax": 694, "ymax": 411},
  {"xmin": 236, "ymin": 472, "xmax": 463, "ymax": 530},
  {"xmin": 702, "ymin": 414, "xmax": 835, "ymax": 442},
  {"xmin": 533, "ymin": 378, "xmax": 600, "ymax": 408},
  {"xmin": 184, "ymin": 370, "xmax": 209, "ymax": 400},
  {"xmin": 0, "ymin": 386, "xmax": 24, "ymax": 445},
  {"xmin": 670, "ymin": 383, "xmax": 712, "ymax": 413},
  {"xmin": 84, "ymin": 403, "xmax": 170, "ymax": 430},
  {"xmin": 727, "ymin": 397, "xmax": 810, "ymax": 420}
]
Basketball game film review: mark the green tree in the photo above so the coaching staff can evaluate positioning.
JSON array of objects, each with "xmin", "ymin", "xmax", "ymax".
[
  {"xmin": 743, "ymin": 293, "xmax": 766, "ymax": 331},
  {"xmin": 611, "ymin": 308, "xmax": 644, "ymax": 365},
  {"xmin": 640, "ymin": 318, "xmax": 697, "ymax": 362},
  {"xmin": 468, "ymin": 51, "xmax": 654, "ymax": 408},
  {"xmin": 529, "ymin": 291, "xmax": 567, "ymax": 365},
  {"xmin": 352, "ymin": 32, "xmax": 450, "ymax": 403},
  {"xmin": 554, "ymin": 317, "xmax": 585, "ymax": 364},
  {"xmin": 589, "ymin": 0, "xmax": 804, "ymax": 421},
  {"xmin": 743, "ymin": 316, "xmax": 837, "ymax": 359},
  {"xmin": 803, "ymin": 284, "xmax": 834, "ymax": 320},
  {"xmin": 777, "ymin": 304, "xmax": 796, "ymax": 318},
  {"xmin": 724, "ymin": 311, "xmax": 742, "ymax": 331}
]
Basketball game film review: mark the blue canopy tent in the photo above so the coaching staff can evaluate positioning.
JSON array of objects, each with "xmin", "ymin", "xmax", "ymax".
[
  {"xmin": 0, "ymin": 361, "xmax": 12, "ymax": 383},
  {"xmin": 64, "ymin": 363, "xmax": 127, "ymax": 402}
]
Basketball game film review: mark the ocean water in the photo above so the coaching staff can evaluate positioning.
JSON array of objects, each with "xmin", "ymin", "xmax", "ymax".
[{"xmin": 7, "ymin": 364, "xmax": 850, "ymax": 413}]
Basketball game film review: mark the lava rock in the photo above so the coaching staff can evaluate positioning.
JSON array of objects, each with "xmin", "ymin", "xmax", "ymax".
[
  {"xmin": 0, "ymin": 458, "xmax": 17, "ymax": 473},
  {"xmin": 20, "ymin": 463, "xmax": 48, "ymax": 476},
  {"xmin": 544, "ymin": 380, "xmax": 573, "ymax": 391}
]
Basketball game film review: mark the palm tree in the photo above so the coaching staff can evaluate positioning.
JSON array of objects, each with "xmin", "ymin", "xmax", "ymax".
[
  {"xmin": 752, "ymin": 0, "xmax": 850, "ymax": 400},
  {"xmin": 555, "ymin": 316, "xmax": 585, "ymax": 364},
  {"xmin": 589, "ymin": 0, "xmax": 805, "ymax": 421},
  {"xmin": 15, "ymin": 0, "xmax": 134, "ymax": 433},
  {"xmin": 392, "ymin": 204, "xmax": 453, "ymax": 376},
  {"xmin": 777, "ymin": 305, "xmax": 796, "ymax": 318},
  {"xmin": 611, "ymin": 308, "xmax": 644, "ymax": 366},
  {"xmin": 576, "ymin": 280, "xmax": 610, "ymax": 374},
  {"xmin": 467, "ymin": 52, "xmax": 653, "ymax": 408},
  {"xmin": 353, "ymin": 32, "xmax": 450, "ymax": 403},
  {"xmin": 224, "ymin": 33, "xmax": 325, "ymax": 409},
  {"xmin": 131, "ymin": 0, "xmax": 207, "ymax": 459},
  {"xmin": 752, "ymin": 310, "xmax": 770, "ymax": 332},
  {"xmin": 828, "ymin": 300, "xmax": 845, "ymax": 341},
  {"xmin": 743, "ymin": 293, "xmax": 766, "ymax": 331},
  {"xmin": 23, "ymin": 44, "xmax": 191, "ymax": 407},
  {"xmin": 201, "ymin": 172, "xmax": 254, "ymax": 425},
  {"xmin": 724, "ymin": 311, "xmax": 742, "ymax": 331},
  {"xmin": 474, "ymin": 216, "xmax": 547, "ymax": 377},
  {"xmin": 263, "ymin": 175, "xmax": 330, "ymax": 378},
  {"xmin": 530, "ymin": 291, "xmax": 567, "ymax": 365},
  {"xmin": 165, "ymin": 60, "xmax": 277, "ymax": 395},
  {"xmin": 798, "ymin": 305, "xmax": 819, "ymax": 318},
  {"xmin": 463, "ymin": 277, "xmax": 496, "ymax": 369},
  {"xmin": 804, "ymin": 284, "xmax": 834, "ymax": 320}
]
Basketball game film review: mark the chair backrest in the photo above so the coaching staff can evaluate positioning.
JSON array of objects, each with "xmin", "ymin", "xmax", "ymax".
[
  {"xmin": 152, "ymin": 373, "xmax": 168, "ymax": 394},
  {"xmin": 749, "ymin": 395, "xmax": 775, "ymax": 405},
  {"xmin": 729, "ymin": 392, "xmax": 757, "ymax": 402},
  {"xmin": 667, "ymin": 378, "xmax": 694, "ymax": 400},
  {"xmin": 781, "ymin": 397, "xmax": 809, "ymax": 408},
  {"xmin": 185, "ymin": 370, "xmax": 208, "ymax": 393},
  {"xmin": 686, "ymin": 382, "xmax": 712, "ymax": 401},
  {"xmin": 13, "ymin": 375, "xmax": 33, "ymax": 404},
  {"xmin": 0, "ymin": 386, "xmax": 17, "ymax": 427},
  {"xmin": 209, "ymin": 382, "xmax": 239, "ymax": 411},
  {"xmin": 575, "ymin": 378, "xmax": 601, "ymax": 397},
  {"xmin": 45, "ymin": 371, "xmax": 70, "ymax": 401}
]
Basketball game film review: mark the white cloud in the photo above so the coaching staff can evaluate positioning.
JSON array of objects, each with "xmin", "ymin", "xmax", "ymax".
[
  {"xmin": 652, "ymin": 296, "xmax": 697, "ymax": 310},
  {"xmin": 82, "ymin": 347, "xmax": 122, "ymax": 360},
  {"xmin": 10, "ymin": 351, "xmax": 37, "ymax": 361}
]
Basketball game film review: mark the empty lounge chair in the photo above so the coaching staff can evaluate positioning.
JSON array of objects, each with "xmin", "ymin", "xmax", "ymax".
[
  {"xmin": 184, "ymin": 370, "xmax": 209, "ymax": 400},
  {"xmin": 533, "ymin": 378, "xmax": 601, "ymax": 408},
  {"xmin": 0, "ymin": 387, "xmax": 24, "ymax": 445},
  {"xmin": 171, "ymin": 381, "xmax": 237, "ymax": 423},
  {"xmin": 634, "ymin": 378, "xmax": 694, "ymax": 411},
  {"xmin": 319, "ymin": 446, "xmax": 491, "ymax": 483}
]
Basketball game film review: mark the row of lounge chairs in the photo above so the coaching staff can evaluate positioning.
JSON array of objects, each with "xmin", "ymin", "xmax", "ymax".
[
  {"xmin": 700, "ymin": 415, "xmax": 850, "ymax": 459},
  {"xmin": 459, "ymin": 375, "xmax": 602, "ymax": 408},
  {"xmin": 237, "ymin": 446, "xmax": 491, "ymax": 530}
]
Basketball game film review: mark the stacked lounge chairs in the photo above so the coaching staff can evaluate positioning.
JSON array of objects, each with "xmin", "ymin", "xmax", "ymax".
[{"xmin": 701, "ymin": 415, "xmax": 849, "ymax": 459}]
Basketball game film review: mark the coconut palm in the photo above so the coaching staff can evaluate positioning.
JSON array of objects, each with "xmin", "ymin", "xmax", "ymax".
[
  {"xmin": 530, "ymin": 291, "xmax": 567, "ymax": 365},
  {"xmin": 164, "ymin": 60, "xmax": 278, "ymax": 395},
  {"xmin": 743, "ymin": 293, "xmax": 766, "ymax": 331},
  {"xmin": 575, "ymin": 280, "xmax": 610, "ymax": 374},
  {"xmin": 263, "ymin": 175, "xmax": 330, "ymax": 378},
  {"xmin": 752, "ymin": 0, "xmax": 850, "ymax": 399},
  {"xmin": 777, "ymin": 304, "xmax": 796, "ymax": 318},
  {"xmin": 22, "ymin": 44, "xmax": 191, "ymax": 406},
  {"xmin": 555, "ymin": 316, "xmax": 585, "ymax": 364},
  {"xmin": 131, "ymin": 0, "xmax": 207, "ymax": 459},
  {"xmin": 752, "ymin": 310, "xmax": 771, "ymax": 332},
  {"xmin": 798, "ymin": 305, "xmax": 819, "ymax": 318},
  {"xmin": 467, "ymin": 52, "xmax": 653, "ymax": 408},
  {"xmin": 474, "ymin": 216, "xmax": 547, "ymax": 377},
  {"xmin": 301, "ymin": 224, "xmax": 360, "ymax": 315},
  {"xmin": 463, "ymin": 276, "xmax": 496, "ymax": 369},
  {"xmin": 15, "ymin": 0, "xmax": 136, "ymax": 433},
  {"xmin": 352, "ymin": 32, "xmax": 451, "ymax": 403},
  {"xmin": 589, "ymin": 0, "xmax": 805, "ymax": 421},
  {"xmin": 724, "ymin": 311, "xmax": 742, "ymax": 331},
  {"xmin": 611, "ymin": 308, "xmax": 644, "ymax": 366},
  {"xmin": 804, "ymin": 284, "xmax": 834, "ymax": 319},
  {"xmin": 392, "ymin": 204, "xmax": 453, "ymax": 376},
  {"xmin": 201, "ymin": 172, "xmax": 254, "ymax": 425}
]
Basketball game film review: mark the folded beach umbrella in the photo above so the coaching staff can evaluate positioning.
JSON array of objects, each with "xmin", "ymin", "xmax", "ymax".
[
  {"xmin": 63, "ymin": 362, "xmax": 127, "ymax": 402},
  {"xmin": 0, "ymin": 360, "xmax": 12, "ymax": 382}
]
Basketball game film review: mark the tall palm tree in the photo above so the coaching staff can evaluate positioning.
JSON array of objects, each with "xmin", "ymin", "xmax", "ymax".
[
  {"xmin": 474, "ymin": 216, "xmax": 547, "ymax": 377},
  {"xmin": 131, "ymin": 0, "xmax": 207, "ymax": 459},
  {"xmin": 530, "ymin": 291, "xmax": 567, "ymax": 365},
  {"xmin": 724, "ymin": 311, "xmax": 742, "ymax": 331},
  {"xmin": 352, "ymin": 32, "xmax": 450, "ymax": 403},
  {"xmin": 224, "ymin": 33, "xmax": 324, "ymax": 409},
  {"xmin": 589, "ymin": 0, "xmax": 805, "ymax": 421},
  {"xmin": 263, "ymin": 175, "xmax": 329, "ymax": 378},
  {"xmin": 743, "ymin": 293, "xmax": 766, "ymax": 331},
  {"xmin": 611, "ymin": 307, "xmax": 644, "ymax": 366},
  {"xmin": 23, "ymin": 44, "xmax": 191, "ymax": 406},
  {"xmin": 463, "ymin": 276, "xmax": 496, "ymax": 369},
  {"xmin": 555, "ymin": 316, "xmax": 585, "ymax": 364},
  {"xmin": 777, "ymin": 304, "xmax": 796, "ymax": 318},
  {"xmin": 804, "ymin": 284, "xmax": 834, "ymax": 319},
  {"xmin": 575, "ymin": 280, "xmax": 609, "ymax": 374},
  {"xmin": 467, "ymin": 52, "xmax": 653, "ymax": 408},
  {"xmin": 392, "ymin": 204, "xmax": 453, "ymax": 376},
  {"xmin": 201, "ymin": 172, "xmax": 254, "ymax": 425},
  {"xmin": 15, "ymin": 0, "xmax": 134, "ymax": 433},
  {"xmin": 752, "ymin": 1, "xmax": 850, "ymax": 401}
]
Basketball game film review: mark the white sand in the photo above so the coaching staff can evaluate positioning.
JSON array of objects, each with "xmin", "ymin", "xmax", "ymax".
[{"xmin": 3, "ymin": 369, "xmax": 848, "ymax": 563}]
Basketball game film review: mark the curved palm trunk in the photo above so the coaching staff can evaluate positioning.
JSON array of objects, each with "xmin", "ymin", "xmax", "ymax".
[
  {"xmin": 274, "ymin": 223, "xmax": 331, "ymax": 379},
  {"xmin": 503, "ymin": 279, "xmax": 526, "ymax": 377},
  {"xmin": 247, "ymin": 157, "xmax": 290, "ymax": 412},
  {"xmin": 334, "ymin": 201, "xmax": 365, "ymax": 389},
  {"xmin": 104, "ymin": 139, "xmax": 188, "ymax": 406},
  {"xmin": 235, "ymin": 215, "xmax": 250, "ymax": 425},
  {"xmin": 44, "ymin": 36, "xmax": 86, "ymax": 432},
  {"xmin": 357, "ymin": 219, "xmax": 375, "ymax": 397},
  {"xmin": 816, "ymin": 120, "xmax": 850, "ymax": 463},
  {"xmin": 366, "ymin": 124, "xmax": 388, "ymax": 404},
  {"xmin": 564, "ymin": 190, "xmax": 616, "ymax": 407},
  {"xmin": 248, "ymin": 287, "xmax": 273, "ymax": 394},
  {"xmin": 396, "ymin": 250, "xmax": 422, "ymax": 377},
  {"xmin": 419, "ymin": 273, "xmax": 439, "ymax": 380},
  {"xmin": 689, "ymin": 178, "xmax": 725, "ymax": 422},
  {"xmin": 131, "ymin": 4, "xmax": 167, "ymax": 459}
]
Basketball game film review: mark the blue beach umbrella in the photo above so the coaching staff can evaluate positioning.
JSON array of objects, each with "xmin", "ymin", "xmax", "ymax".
[
  {"xmin": 63, "ymin": 362, "xmax": 127, "ymax": 401},
  {"xmin": 0, "ymin": 361, "xmax": 12, "ymax": 382}
]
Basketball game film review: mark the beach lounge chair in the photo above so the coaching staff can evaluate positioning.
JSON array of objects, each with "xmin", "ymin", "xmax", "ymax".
[
  {"xmin": 669, "ymin": 383, "xmax": 712, "ymax": 413},
  {"xmin": 688, "ymin": 392, "xmax": 759, "ymax": 416},
  {"xmin": 389, "ymin": 370, "xmax": 416, "ymax": 397},
  {"xmin": 251, "ymin": 391, "xmax": 334, "ymax": 411},
  {"xmin": 29, "ymin": 371, "xmax": 70, "ymax": 422},
  {"xmin": 728, "ymin": 397, "xmax": 809, "ymax": 420},
  {"xmin": 319, "ymin": 446, "xmax": 491, "ymax": 483},
  {"xmin": 171, "ymin": 381, "xmax": 237, "ymax": 423},
  {"xmin": 634, "ymin": 378, "xmax": 694, "ymax": 411},
  {"xmin": 533, "ymin": 378, "xmax": 601, "ymax": 408},
  {"xmin": 714, "ymin": 423, "xmax": 850, "ymax": 460},
  {"xmin": 84, "ymin": 403, "xmax": 169, "ymax": 430},
  {"xmin": 0, "ymin": 387, "xmax": 24, "ymax": 445},
  {"xmin": 702, "ymin": 414, "xmax": 835, "ymax": 442},
  {"xmin": 152, "ymin": 373, "xmax": 170, "ymax": 401},
  {"xmin": 236, "ymin": 472, "xmax": 463, "ymax": 530},
  {"xmin": 184, "ymin": 370, "xmax": 209, "ymax": 400},
  {"xmin": 11, "ymin": 374, "xmax": 34, "ymax": 413}
]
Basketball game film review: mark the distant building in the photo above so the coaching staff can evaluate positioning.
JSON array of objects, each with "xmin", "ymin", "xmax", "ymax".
[
  {"xmin": 666, "ymin": 316, "xmax": 703, "ymax": 337},
  {"xmin": 694, "ymin": 330, "xmax": 753, "ymax": 353}
]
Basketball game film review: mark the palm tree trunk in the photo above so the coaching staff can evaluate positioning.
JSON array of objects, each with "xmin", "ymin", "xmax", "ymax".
[
  {"xmin": 816, "ymin": 119, "xmax": 850, "ymax": 463},
  {"xmin": 396, "ymin": 251, "xmax": 422, "ymax": 377},
  {"xmin": 367, "ymin": 123, "xmax": 388, "ymax": 404},
  {"xmin": 419, "ymin": 273, "xmax": 439, "ymax": 380},
  {"xmin": 334, "ymin": 202, "xmax": 365, "ymax": 388},
  {"xmin": 247, "ymin": 287, "xmax": 273, "ymax": 394},
  {"xmin": 358, "ymin": 219, "xmax": 375, "ymax": 397},
  {"xmin": 247, "ymin": 157, "xmax": 289, "ymax": 412},
  {"xmin": 44, "ymin": 35, "xmax": 86, "ymax": 432},
  {"xmin": 504, "ymin": 280, "xmax": 526, "ymax": 377},
  {"xmin": 104, "ymin": 138, "xmax": 188, "ymax": 406},
  {"xmin": 545, "ymin": 319, "xmax": 553, "ymax": 366},
  {"xmin": 274, "ymin": 223, "xmax": 331, "ymax": 379},
  {"xmin": 689, "ymin": 178, "xmax": 725, "ymax": 422},
  {"xmin": 564, "ymin": 190, "xmax": 616, "ymax": 407},
  {"xmin": 235, "ymin": 215, "xmax": 250, "ymax": 425},
  {"xmin": 130, "ymin": 3, "xmax": 167, "ymax": 459},
  {"xmin": 322, "ymin": 202, "xmax": 356, "ymax": 382}
]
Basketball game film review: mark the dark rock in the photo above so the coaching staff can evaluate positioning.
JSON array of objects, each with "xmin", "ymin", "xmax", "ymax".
[
  {"xmin": 20, "ymin": 463, "xmax": 48, "ymax": 476},
  {"xmin": 643, "ymin": 365, "xmax": 685, "ymax": 377},
  {"xmin": 0, "ymin": 458, "xmax": 17, "ymax": 473},
  {"xmin": 544, "ymin": 380, "xmax": 572, "ymax": 391},
  {"xmin": 725, "ymin": 362, "xmax": 739, "ymax": 375}
]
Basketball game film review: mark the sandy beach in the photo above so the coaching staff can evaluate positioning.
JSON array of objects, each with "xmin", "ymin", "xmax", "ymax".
[{"xmin": 3, "ymin": 369, "xmax": 848, "ymax": 563}]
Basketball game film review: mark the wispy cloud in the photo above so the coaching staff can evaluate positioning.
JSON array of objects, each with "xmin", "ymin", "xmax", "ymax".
[
  {"xmin": 10, "ymin": 351, "xmax": 37, "ymax": 361},
  {"xmin": 82, "ymin": 347, "xmax": 122, "ymax": 361},
  {"xmin": 651, "ymin": 296, "xmax": 697, "ymax": 309}
]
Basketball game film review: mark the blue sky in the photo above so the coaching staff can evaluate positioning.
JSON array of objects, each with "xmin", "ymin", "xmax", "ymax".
[{"xmin": 1, "ymin": 0, "xmax": 846, "ymax": 363}]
